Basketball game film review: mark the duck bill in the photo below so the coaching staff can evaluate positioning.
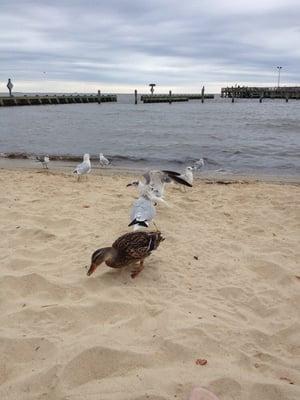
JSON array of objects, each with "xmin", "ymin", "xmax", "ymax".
[{"xmin": 87, "ymin": 263, "xmax": 97, "ymax": 276}]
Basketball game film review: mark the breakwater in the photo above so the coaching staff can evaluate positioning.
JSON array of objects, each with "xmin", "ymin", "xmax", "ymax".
[{"xmin": 0, "ymin": 93, "xmax": 117, "ymax": 107}]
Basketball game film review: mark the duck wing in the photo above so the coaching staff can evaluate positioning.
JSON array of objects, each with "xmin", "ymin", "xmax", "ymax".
[{"xmin": 113, "ymin": 231, "xmax": 162, "ymax": 259}]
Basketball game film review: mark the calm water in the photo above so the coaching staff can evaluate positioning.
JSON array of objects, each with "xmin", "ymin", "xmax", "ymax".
[{"xmin": 0, "ymin": 94, "xmax": 299, "ymax": 178}]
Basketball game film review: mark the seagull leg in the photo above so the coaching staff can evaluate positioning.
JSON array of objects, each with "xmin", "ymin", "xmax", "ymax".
[
  {"xmin": 153, "ymin": 221, "xmax": 159, "ymax": 231},
  {"xmin": 131, "ymin": 260, "xmax": 144, "ymax": 279}
]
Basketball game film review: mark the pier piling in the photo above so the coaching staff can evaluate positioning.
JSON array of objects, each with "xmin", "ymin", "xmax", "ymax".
[
  {"xmin": 97, "ymin": 90, "xmax": 101, "ymax": 104},
  {"xmin": 201, "ymin": 86, "xmax": 205, "ymax": 103},
  {"xmin": 169, "ymin": 90, "xmax": 172, "ymax": 104},
  {"xmin": 134, "ymin": 90, "xmax": 138, "ymax": 105}
]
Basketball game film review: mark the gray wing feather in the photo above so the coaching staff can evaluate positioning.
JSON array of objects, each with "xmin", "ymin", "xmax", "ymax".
[{"xmin": 130, "ymin": 197, "xmax": 156, "ymax": 222}]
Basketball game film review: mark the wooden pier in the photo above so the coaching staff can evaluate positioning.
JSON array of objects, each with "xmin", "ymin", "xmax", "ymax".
[
  {"xmin": 221, "ymin": 86, "xmax": 300, "ymax": 99},
  {"xmin": 0, "ymin": 93, "xmax": 117, "ymax": 107},
  {"xmin": 142, "ymin": 96, "xmax": 189, "ymax": 103},
  {"xmin": 141, "ymin": 93, "xmax": 214, "ymax": 103}
]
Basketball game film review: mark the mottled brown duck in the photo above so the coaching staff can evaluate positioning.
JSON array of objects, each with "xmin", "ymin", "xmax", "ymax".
[{"xmin": 87, "ymin": 231, "xmax": 165, "ymax": 278}]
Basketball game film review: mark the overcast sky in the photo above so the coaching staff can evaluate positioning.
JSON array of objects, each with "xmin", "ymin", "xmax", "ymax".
[{"xmin": 0, "ymin": 0, "xmax": 299, "ymax": 93}]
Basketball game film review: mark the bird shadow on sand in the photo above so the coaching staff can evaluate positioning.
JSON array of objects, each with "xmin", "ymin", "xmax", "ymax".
[{"xmin": 83, "ymin": 261, "xmax": 159, "ymax": 287}]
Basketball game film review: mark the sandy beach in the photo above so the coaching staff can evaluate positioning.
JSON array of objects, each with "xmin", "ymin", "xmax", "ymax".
[{"xmin": 0, "ymin": 167, "xmax": 299, "ymax": 400}]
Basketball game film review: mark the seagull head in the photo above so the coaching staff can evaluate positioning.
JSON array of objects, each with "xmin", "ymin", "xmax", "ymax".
[{"xmin": 83, "ymin": 153, "xmax": 90, "ymax": 161}]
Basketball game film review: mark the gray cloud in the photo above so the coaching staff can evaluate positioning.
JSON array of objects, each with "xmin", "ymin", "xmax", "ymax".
[{"xmin": 0, "ymin": 0, "xmax": 299, "ymax": 92}]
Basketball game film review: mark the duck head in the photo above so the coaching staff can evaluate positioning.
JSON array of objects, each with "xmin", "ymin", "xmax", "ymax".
[{"xmin": 87, "ymin": 247, "xmax": 114, "ymax": 276}]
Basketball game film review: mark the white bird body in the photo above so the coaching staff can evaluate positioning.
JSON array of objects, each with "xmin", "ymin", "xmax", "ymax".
[
  {"xmin": 129, "ymin": 195, "xmax": 156, "ymax": 230},
  {"xmin": 73, "ymin": 153, "xmax": 91, "ymax": 177},
  {"xmin": 182, "ymin": 166, "xmax": 194, "ymax": 186},
  {"xmin": 193, "ymin": 158, "xmax": 205, "ymax": 170},
  {"xmin": 36, "ymin": 155, "xmax": 50, "ymax": 169},
  {"xmin": 99, "ymin": 153, "xmax": 110, "ymax": 167},
  {"xmin": 127, "ymin": 170, "xmax": 170, "ymax": 203}
]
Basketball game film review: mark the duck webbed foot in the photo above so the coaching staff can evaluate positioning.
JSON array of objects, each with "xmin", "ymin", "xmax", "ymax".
[{"xmin": 131, "ymin": 260, "xmax": 145, "ymax": 279}]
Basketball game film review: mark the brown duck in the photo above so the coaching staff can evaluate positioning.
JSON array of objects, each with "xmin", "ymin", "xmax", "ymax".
[{"xmin": 87, "ymin": 231, "xmax": 165, "ymax": 278}]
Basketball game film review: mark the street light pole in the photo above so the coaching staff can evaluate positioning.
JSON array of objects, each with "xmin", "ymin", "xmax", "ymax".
[{"xmin": 277, "ymin": 66, "xmax": 282, "ymax": 88}]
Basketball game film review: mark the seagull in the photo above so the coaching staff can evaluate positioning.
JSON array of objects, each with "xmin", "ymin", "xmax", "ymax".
[
  {"xmin": 162, "ymin": 166, "xmax": 194, "ymax": 187},
  {"xmin": 129, "ymin": 195, "xmax": 156, "ymax": 231},
  {"xmin": 127, "ymin": 169, "xmax": 192, "ymax": 204},
  {"xmin": 127, "ymin": 170, "xmax": 169, "ymax": 203},
  {"xmin": 99, "ymin": 153, "xmax": 110, "ymax": 167},
  {"xmin": 193, "ymin": 158, "xmax": 205, "ymax": 170},
  {"xmin": 73, "ymin": 153, "xmax": 91, "ymax": 180},
  {"xmin": 36, "ymin": 155, "xmax": 50, "ymax": 169}
]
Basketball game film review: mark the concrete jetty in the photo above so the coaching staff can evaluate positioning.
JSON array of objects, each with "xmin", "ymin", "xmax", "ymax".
[{"xmin": 0, "ymin": 93, "xmax": 117, "ymax": 107}]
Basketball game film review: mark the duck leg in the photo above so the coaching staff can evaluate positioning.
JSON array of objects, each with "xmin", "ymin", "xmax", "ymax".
[{"xmin": 131, "ymin": 259, "xmax": 145, "ymax": 279}]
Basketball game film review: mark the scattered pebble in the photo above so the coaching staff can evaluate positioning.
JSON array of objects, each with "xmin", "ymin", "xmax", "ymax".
[
  {"xmin": 35, "ymin": 346, "xmax": 40, "ymax": 351},
  {"xmin": 195, "ymin": 358, "xmax": 208, "ymax": 366},
  {"xmin": 280, "ymin": 377, "xmax": 294, "ymax": 384},
  {"xmin": 193, "ymin": 256, "xmax": 199, "ymax": 260}
]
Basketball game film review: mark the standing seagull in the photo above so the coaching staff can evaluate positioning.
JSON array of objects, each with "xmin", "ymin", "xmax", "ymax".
[
  {"xmin": 99, "ymin": 153, "xmax": 110, "ymax": 167},
  {"xmin": 73, "ymin": 153, "xmax": 91, "ymax": 180},
  {"xmin": 129, "ymin": 195, "xmax": 156, "ymax": 230},
  {"xmin": 36, "ymin": 155, "xmax": 50, "ymax": 169},
  {"xmin": 193, "ymin": 158, "xmax": 205, "ymax": 170}
]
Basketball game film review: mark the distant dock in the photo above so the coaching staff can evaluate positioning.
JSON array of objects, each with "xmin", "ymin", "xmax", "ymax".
[
  {"xmin": 221, "ymin": 86, "xmax": 300, "ymax": 100},
  {"xmin": 0, "ymin": 93, "xmax": 117, "ymax": 107},
  {"xmin": 141, "ymin": 93, "xmax": 214, "ymax": 103}
]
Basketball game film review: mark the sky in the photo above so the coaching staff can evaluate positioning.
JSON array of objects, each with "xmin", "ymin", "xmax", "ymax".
[{"xmin": 0, "ymin": 0, "xmax": 299, "ymax": 93}]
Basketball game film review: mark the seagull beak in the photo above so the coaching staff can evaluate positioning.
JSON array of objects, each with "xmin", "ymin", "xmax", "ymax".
[
  {"xmin": 87, "ymin": 263, "xmax": 97, "ymax": 276},
  {"xmin": 126, "ymin": 183, "xmax": 132, "ymax": 187}
]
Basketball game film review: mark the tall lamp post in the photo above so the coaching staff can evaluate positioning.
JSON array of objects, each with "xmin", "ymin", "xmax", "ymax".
[{"xmin": 277, "ymin": 66, "xmax": 282, "ymax": 88}]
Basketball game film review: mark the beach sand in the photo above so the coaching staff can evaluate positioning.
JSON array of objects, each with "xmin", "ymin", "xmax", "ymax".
[{"xmin": 0, "ymin": 168, "xmax": 299, "ymax": 400}]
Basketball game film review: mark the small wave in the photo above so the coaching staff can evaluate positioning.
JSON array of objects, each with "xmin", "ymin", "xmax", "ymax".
[{"xmin": 0, "ymin": 152, "xmax": 218, "ymax": 168}]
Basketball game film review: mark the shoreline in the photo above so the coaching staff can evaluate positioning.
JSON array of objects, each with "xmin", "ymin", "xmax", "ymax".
[{"xmin": 1, "ymin": 157, "xmax": 299, "ymax": 185}]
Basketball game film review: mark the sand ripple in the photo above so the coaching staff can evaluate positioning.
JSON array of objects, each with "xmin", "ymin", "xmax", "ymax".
[{"xmin": 0, "ymin": 170, "xmax": 299, "ymax": 399}]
